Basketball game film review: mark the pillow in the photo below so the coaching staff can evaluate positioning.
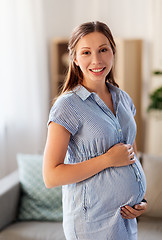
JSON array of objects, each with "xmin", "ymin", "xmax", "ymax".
[
  {"xmin": 17, "ymin": 154, "xmax": 62, "ymax": 221},
  {"xmin": 142, "ymin": 153, "xmax": 162, "ymax": 218}
]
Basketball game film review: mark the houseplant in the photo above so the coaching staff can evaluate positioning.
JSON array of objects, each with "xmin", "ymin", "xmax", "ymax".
[
  {"xmin": 147, "ymin": 86, "xmax": 162, "ymax": 112},
  {"xmin": 145, "ymin": 72, "xmax": 162, "ymax": 155}
]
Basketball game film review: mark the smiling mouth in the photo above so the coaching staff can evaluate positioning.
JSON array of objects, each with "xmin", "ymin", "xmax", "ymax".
[{"xmin": 90, "ymin": 67, "xmax": 106, "ymax": 73}]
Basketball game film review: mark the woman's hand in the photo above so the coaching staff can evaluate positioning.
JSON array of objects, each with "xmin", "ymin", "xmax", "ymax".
[
  {"xmin": 120, "ymin": 201, "xmax": 147, "ymax": 219},
  {"xmin": 105, "ymin": 143, "xmax": 136, "ymax": 168}
]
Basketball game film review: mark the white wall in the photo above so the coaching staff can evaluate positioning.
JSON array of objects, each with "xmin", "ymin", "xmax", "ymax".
[
  {"xmin": 43, "ymin": 0, "xmax": 75, "ymax": 40},
  {"xmin": 152, "ymin": 0, "xmax": 162, "ymax": 70},
  {"xmin": 43, "ymin": 0, "xmax": 152, "ymax": 40}
]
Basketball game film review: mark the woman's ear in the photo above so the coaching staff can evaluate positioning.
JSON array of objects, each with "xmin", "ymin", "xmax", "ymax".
[{"xmin": 74, "ymin": 58, "xmax": 79, "ymax": 66}]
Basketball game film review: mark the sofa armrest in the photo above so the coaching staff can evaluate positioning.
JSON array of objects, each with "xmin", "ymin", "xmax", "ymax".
[{"xmin": 0, "ymin": 170, "xmax": 20, "ymax": 231}]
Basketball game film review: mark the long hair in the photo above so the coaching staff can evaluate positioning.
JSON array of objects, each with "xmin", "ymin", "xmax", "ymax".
[{"xmin": 61, "ymin": 21, "xmax": 119, "ymax": 94}]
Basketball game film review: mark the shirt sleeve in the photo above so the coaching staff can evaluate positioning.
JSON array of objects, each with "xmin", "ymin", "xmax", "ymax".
[
  {"xmin": 130, "ymin": 98, "xmax": 136, "ymax": 116},
  {"xmin": 121, "ymin": 90, "xmax": 136, "ymax": 117},
  {"xmin": 47, "ymin": 95, "xmax": 81, "ymax": 136}
]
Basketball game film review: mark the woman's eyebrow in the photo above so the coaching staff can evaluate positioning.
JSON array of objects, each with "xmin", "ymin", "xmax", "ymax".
[
  {"xmin": 99, "ymin": 43, "xmax": 109, "ymax": 47},
  {"xmin": 81, "ymin": 47, "xmax": 91, "ymax": 49},
  {"xmin": 80, "ymin": 43, "xmax": 109, "ymax": 50}
]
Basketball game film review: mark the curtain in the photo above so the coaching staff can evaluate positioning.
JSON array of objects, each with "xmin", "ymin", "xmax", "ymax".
[{"xmin": 0, "ymin": 0, "xmax": 49, "ymax": 178}]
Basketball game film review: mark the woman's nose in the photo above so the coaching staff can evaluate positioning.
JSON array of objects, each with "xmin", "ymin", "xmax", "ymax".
[{"xmin": 92, "ymin": 52, "xmax": 102, "ymax": 65}]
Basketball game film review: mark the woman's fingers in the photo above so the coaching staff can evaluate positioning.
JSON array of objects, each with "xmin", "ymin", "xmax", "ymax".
[
  {"xmin": 107, "ymin": 143, "xmax": 136, "ymax": 167},
  {"xmin": 121, "ymin": 203, "xmax": 147, "ymax": 219},
  {"xmin": 134, "ymin": 202, "xmax": 147, "ymax": 211},
  {"xmin": 121, "ymin": 205, "xmax": 136, "ymax": 219},
  {"xmin": 127, "ymin": 145, "xmax": 135, "ymax": 161},
  {"xmin": 129, "ymin": 151, "xmax": 135, "ymax": 160}
]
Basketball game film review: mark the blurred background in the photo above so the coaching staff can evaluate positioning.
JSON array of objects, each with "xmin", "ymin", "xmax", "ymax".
[{"xmin": 0, "ymin": 0, "xmax": 162, "ymax": 179}]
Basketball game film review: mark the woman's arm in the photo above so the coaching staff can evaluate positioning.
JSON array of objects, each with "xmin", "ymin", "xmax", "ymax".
[
  {"xmin": 43, "ymin": 122, "xmax": 136, "ymax": 188},
  {"xmin": 43, "ymin": 122, "xmax": 107, "ymax": 188}
]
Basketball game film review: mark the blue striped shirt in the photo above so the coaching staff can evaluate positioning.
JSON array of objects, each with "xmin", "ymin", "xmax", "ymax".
[{"xmin": 48, "ymin": 83, "xmax": 146, "ymax": 240}]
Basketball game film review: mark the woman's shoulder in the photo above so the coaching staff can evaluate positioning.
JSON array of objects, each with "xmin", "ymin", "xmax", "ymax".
[
  {"xmin": 53, "ymin": 91, "xmax": 77, "ymax": 108},
  {"xmin": 118, "ymin": 88, "xmax": 136, "ymax": 115},
  {"xmin": 118, "ymin": 88, "xmax": 132, "ymax": 103},
  {"xmin": 48, "ymin": 91, "xmax": 82, "ymax": 134},
  {"xmin": 50, "ymin": 90, "xmax": 82, "ymax": 117}
]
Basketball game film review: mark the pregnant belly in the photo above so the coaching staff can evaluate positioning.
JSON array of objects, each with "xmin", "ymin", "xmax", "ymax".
[{"xmin": 82, "ymin": 157, "xmax": 146, "ymax": 222}]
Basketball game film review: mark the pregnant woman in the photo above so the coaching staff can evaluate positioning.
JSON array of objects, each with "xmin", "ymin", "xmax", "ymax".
[{"xmin": 43, "ymin": 21, "xmax": 147, "ymax": 240}]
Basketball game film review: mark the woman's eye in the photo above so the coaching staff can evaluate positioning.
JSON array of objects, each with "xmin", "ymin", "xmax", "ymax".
[
  {"xmin": 100, "ymin": 48, "xmax": 108, "ymax": 53},
  {"xmin": 82, "ymin": 51, "xmax": 90, "ymax": 55}
]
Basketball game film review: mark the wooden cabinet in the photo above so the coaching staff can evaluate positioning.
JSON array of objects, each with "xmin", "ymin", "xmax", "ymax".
[
  {"xmin": 50, "ymin": 38, "xmax": 143, "ymax": 151},
  {"xmin": 115, "ymin": 39, "xmax": 143, "ymax": 151},
  {"xmin": 50, "ymin": 38, "xmax": 69, "ymax": 98}
]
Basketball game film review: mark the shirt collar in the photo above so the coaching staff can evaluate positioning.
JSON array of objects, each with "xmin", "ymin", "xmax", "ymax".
[
  {"xmin": 106, "ymin": 82, "xmax": 120, "ymax": 97},
  {"xmin": 74, "ymin": 85, "xmax": 92, "ymax": 101},
  {"xmin": 74, "ymin": 82, "xmax": 121, "ymax": 101}
]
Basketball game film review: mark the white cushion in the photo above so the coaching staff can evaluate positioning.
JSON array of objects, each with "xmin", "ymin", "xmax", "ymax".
[{"xmin": 17, "ymin": 154, "xmax": 63, "ymax": 221}]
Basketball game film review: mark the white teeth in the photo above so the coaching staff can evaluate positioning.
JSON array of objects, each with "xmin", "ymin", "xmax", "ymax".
[{"xmin": 91, "ymin": 68, "xmax": 104, "ymax": 72}]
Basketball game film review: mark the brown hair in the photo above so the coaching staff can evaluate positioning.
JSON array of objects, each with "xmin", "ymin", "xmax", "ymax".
[{"xmin": 61, "ymin": 21, "xmax": 119, "ymax": 94}]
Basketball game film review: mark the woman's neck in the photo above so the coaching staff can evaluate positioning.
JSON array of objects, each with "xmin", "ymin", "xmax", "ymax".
[
  {"xmin": 81, "ymin": 80, "xmax": 109, "ymax": 96},
  {"xmin": 81, "ymin": 81, "xmax": 115, "ymax": 115}
]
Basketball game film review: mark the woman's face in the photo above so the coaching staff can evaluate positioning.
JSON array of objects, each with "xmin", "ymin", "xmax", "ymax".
[{"xmin": 74, "ymin": 32, "xmax": 114, "ymax": 86}]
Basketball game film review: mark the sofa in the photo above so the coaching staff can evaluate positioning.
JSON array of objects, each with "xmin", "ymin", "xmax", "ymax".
[
  {"xmin": 0, "ymin": 153, "xmax": 162, "ymax": 240},
  {"xmin": 0, "ymin": 171, "xmax": 65, "ymax": 240},
  {"xmin": 0, "ymin": 154, "xmax": 66, "ymax": 240},
  {"xmin": 137, "ymin": 153, "xmax": 162, "ymax": 239}
]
